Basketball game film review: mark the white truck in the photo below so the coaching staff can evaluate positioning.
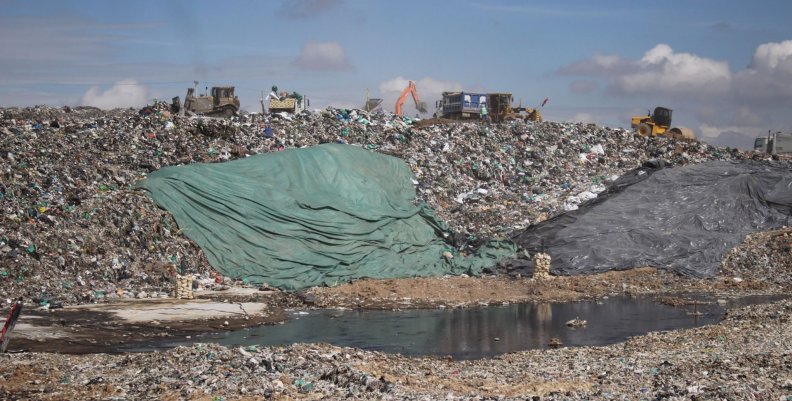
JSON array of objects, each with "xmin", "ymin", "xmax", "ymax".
[{"xmin": 754, "ymin": 132, "xmax": 792, "ymax": 156}]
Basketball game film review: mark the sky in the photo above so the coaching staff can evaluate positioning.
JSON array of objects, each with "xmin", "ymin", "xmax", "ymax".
[{"xmin": 2, "ymin": 0, "xmax": 792, "ymax": 149}]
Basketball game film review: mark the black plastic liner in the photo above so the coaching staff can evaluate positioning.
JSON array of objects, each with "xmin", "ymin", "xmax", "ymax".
[{"xmin": 513, "ymin": 160, "xmax": 792, "ymax": 277}]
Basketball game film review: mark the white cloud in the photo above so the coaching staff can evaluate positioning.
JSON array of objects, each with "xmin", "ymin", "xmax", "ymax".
[
  {"xmin": 291, "ymin": 42, "xmax": 353, "ymax": 71},
  {"xmin": 615, "ymin": 44, "xmax": 731, "ymax": 95},
  {"xmin": 751, "ymin": 40, "xmax": 792, "ymax": 71},
  {"xmin": 558, "ymin": 44, "xmax": 731, "ymax": 96},
  {"xmin": 733, "ymin": 40, "xmax": 792, "ymax": 103},
  {"xmin": 378, "ymin": 76, "xmax": 463, "ymax": 115},
  {"xmin": 81, "ymin": 79, "xmax": 150, "ymax": 109}
]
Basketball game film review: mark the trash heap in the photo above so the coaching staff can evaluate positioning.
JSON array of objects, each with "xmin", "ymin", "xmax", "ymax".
[{"xmin": 0, "ymin": 105, "xmax": 748, "ymax": 304}]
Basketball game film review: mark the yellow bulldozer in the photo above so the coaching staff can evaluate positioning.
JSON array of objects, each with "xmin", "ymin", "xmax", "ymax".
[
  {"xmin": 487, "ymin": 93, "xmax": 542, "ymax": 123},
  {"xmin": 183, "ymin": 83, "xmax": 240, "ymax": 117},
  {"xmin": 631, "ymin": 106, "xmax": 695, "ymax": 140}
]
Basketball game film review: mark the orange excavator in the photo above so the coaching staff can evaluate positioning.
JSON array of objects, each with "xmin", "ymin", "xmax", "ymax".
[{"xmin": 394, "ymin": 80, "xmax": 428, "ymax": 116}]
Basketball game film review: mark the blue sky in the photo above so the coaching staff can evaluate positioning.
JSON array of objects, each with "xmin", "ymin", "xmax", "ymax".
[{"xmin": 3, "ymin": 0, "xmax": 792, "ymax": 148}]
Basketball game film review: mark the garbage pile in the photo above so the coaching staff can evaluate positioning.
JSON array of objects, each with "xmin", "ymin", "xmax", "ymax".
[
  {"xmin": 0, "ymin": 104, "xmax": 748, "ymax": 304},
  {"xmin": 720, "ymin": 227, "xmax": 792, "ymax": 285}
]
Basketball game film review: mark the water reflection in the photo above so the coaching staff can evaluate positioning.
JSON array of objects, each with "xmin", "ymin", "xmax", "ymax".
[{"xmin": 200, "ymin": 296, "xmax": 725, "ymax": 359}]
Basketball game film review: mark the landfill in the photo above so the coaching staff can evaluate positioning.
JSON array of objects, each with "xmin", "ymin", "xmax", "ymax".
[
  {"xmin": 1, "ymin": 104, "xmax": 791, "ymax": 400},
  {"xmin": 0, "ymin": 104, "xmax": 751, "ymax": 304}
]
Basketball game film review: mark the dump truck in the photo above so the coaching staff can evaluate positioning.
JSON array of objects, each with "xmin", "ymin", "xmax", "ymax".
[
  {"xmin": 631, "ymin": 107, "xmax": 695, "ymax": 140},
  {"xmin": 435, "ymin": 92, "xmax": 543, "ymax": 122},
  {"xmin": 434, "ymin": 92, "xmax": 487, "ymax": 119},
  {"xmin": 183, "ymin": 85, "xmax": 240, "ymax": 117},
  {"xmin": 266, "ymin": 88, "xmax": 309, "ymax": 114},
  {"xmin": 754, "ymin": 131, "xmax": 792, "ymax": 156}
]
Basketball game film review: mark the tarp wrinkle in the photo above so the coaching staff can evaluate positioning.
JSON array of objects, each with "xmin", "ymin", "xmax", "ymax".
[{"xmin": 138, "ymin": 144, "xmax": 515, "ymax": 290}]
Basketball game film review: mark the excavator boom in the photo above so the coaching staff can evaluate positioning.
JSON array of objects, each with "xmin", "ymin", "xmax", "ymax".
[{"xmin": 395, "ymin": 80, "xmax": 427, "ymax": 115}]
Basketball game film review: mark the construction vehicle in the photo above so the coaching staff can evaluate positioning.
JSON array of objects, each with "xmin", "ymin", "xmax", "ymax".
[
  {"xmin": 183, "ymin": 82, "xmax": 240, "ymax": 117},
  {"xmin": 268, "ymin": 90, "xmax": 309, "ymax": 114},
  {"xmin": 435, "ymin": 92, "xmax": 543, "ymax": 122},
  {"xmin": 630, "ymin": 107, "xmax": 695, "ymax": 140},
  {"xmin": 362, "ymin": 88, "xmax": 383, "ymax": 113},
  {"xmin": 754, "ymin": 131, "xmax": 792, "ymax": 156},
  {"xmin": 395, "ymin": 80, "xmax": 428, "ymax": 116},
  {"xmin": 487, "ymin": 93, "xmax": 543, "ymax": 123},
  {"xmin": 434, "ymin": 91, "xmax": 487, "ymax": 120}
]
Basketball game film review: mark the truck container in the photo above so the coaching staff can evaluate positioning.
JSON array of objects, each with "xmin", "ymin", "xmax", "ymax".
[
  {"xmin": 755, "ymin": 132, "xmax": 792, "ymax": 155},
  {"xmin": 435, "ymin": 92, "xmax": 488, "ymax": 119}
]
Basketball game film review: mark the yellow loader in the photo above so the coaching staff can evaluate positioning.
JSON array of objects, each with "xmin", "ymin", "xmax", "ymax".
[{"xmin": 631, "ymin": 107, "xmax": 695, "ymax": 140}]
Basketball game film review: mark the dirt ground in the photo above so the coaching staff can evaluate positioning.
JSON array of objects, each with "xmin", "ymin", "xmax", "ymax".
[
  {"xmin": 305, "ymin": 226, "xmax": 792, "ymax": 310},
  {"xmin": 6, "ymin": 263, "xmax": 785, "ymax": 355},
  {"xmin": 303, "ymin": 267, "xmax": 774, "ymax": 310}
]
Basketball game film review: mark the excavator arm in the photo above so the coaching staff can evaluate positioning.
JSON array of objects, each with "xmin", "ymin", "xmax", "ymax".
[{"xmin": 395, "ymin": 80, "xmax": 427, "ymax": 115}]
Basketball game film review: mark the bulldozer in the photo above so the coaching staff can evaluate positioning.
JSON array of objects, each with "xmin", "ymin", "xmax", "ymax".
[
  {"xmin": 183, "ymin": 83, "xmax": 240, "ymax": 117},
  {"xmin": 487, "ymin": 93, "xmax": 542, "ymax": 123},
  {"xmin": 631, "ymin": 107, "xmax": 695, "ymax": 140}
]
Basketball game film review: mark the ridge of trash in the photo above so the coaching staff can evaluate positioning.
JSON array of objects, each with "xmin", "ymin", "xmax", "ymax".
[{"xmin": 0, "ymin": 103, "xmax": 750, "ymax": 304}]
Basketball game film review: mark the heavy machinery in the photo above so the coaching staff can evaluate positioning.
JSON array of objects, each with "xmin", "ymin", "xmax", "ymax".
[
  {"xmin": 183, "ymin": 83, "xmax": 240, "ymax": 117},
  {"xmin": 487, "ymin": 93, "xmax": 543, "ymax": 123},
  {"xmin": 268, "ymin": 89, "xmax": 309, "ymax": 114},
  {"xmin": 434, "ymin": 91, "xmax": 486, "ymax": 120},
  {"xmin": 395, "ymin": 80, "xmax": 428, "ymax": 116},
  {"xmin": 630, "ymin": 107, "xmax": 695, "ymax": 140},
  {"xmin": 435, "ymin": 92, "xmax": 543, "ymax": 122},
  {"xmin": 362, "ymin": 88, "xmax": 383, "ymax": 113},
  {"xmin": 754, "ymin": 131, "xmax": 792, "ymax": 156}
]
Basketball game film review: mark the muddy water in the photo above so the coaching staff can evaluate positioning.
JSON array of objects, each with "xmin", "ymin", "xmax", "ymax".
[{"xmin": 125, "ymin": 295, "xmax": 784, "ymax": 359}]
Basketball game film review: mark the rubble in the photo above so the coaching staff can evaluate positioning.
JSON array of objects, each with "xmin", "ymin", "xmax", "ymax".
[
  {"xmin": 1, "ymin": 299, "xmax": 790, "ymax": 399},
  {"xmin": 720, "ymin": 226, "xmax": 792, "ymax": 285},
  {"xmin": 0, "ymin": 104, "xmax": 750, "ymax": 305}
]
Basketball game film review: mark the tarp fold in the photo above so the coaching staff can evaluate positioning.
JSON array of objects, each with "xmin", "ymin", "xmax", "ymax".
[{"xmin": 138, "ymin": 144, "xmax": 514, "ymax": 290}]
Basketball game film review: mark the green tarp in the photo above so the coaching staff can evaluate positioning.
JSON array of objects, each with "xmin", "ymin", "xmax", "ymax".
[{"xmin": 137, "ymin": 144, "xmax": 514, "ymax": 291}]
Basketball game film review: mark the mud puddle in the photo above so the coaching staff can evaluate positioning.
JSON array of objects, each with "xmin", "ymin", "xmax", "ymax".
[{"xmin": 117, "ymin": 294, "xmax": 786, "ymax": 359}]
